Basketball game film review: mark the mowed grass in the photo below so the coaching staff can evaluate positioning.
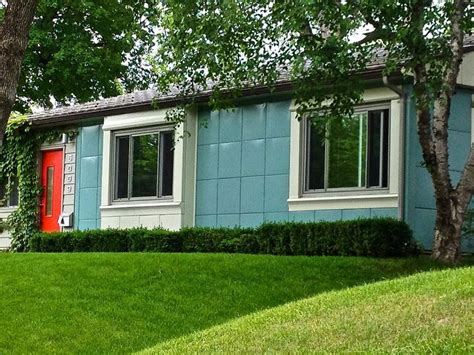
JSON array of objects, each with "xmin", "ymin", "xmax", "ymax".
[
  {"xmin": 0, "ymin": 253, "xmax": 466, "ymax": 353},
  {"xmin": 144, "ymin": 267, "xmax": 474, "ymax": 353}
]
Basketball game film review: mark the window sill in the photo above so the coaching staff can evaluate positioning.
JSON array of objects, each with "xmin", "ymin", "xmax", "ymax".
[
  {"xmin": 0, "ymin": 206, "xmax": 17, "ymax": 214},
  {"xmin": 101, "ymin": 201, "xmax": 181, "ymax": 210},
  {"xmin": 288, "ymin": 193, "xmax": 398, "ymax": 211}
]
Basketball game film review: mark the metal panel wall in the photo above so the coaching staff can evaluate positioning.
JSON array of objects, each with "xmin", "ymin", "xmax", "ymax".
[
  {"xmin": 74, "ymin": 122, "xmax": 103, "ymax": 230},
  {"xmin": 404, "ymin": 87, "xmax": 474, "ymax": 251},
  {"xmin": 195, "ymin": 101, "xmax": 398, "ymax": 228}
]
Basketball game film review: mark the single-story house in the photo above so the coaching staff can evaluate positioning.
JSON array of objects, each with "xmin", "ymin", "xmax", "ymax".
[{"xmin": 1, "ymin": 39, "xmax": 473, "ymax": 251}]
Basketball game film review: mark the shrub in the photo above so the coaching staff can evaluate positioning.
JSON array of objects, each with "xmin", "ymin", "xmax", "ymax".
[
  {"xmin": 258, "ymin": 219, "xmax": 419, "ymax": 257},
  {"xmin": 180, "ymin": 227, "xmax": 255, "ymax": 253},
  {"xmin": 29, "ymin": 218, "xmax": 420, "ymax": 257}
]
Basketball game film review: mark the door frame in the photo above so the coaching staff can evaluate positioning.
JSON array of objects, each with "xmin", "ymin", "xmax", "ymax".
[{"xmin": 39, "ymin": 143, "xmax": 65, "ymax": 231}]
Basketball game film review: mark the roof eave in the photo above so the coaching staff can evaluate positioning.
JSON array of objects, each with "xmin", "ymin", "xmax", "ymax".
[{"xmin": 30, "ymin": 67, "xmax": 399, "ymax": 127}]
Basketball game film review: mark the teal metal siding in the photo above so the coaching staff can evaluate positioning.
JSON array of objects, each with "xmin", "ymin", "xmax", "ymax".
[
  {"xmin": 195, "ymin": 101, "xmax": 398, "ymax": 228},
  {"xmin": 74, "ymin": 123, "xmax": 103, "ymax": 230},
  {"xmin": 404, "ymin": 87, "xmax": 474, "ymax": 251},
  {"xmin": 195, "ymin": 102, "xmax": 292, "ymax": 227}
]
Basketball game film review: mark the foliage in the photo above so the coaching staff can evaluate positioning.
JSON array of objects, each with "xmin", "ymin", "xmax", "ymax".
[
  {"xmin": 0, "ymin": 219, "xmax": 7, "ymax": 233},
  {"xmin": 153, "ymin": 1, "xmax": 473, "ymax": 263},
  {"xmin": 0, "ymin": 253, "xmax": 458, "ymax": 353},
  {"xmin": 0, "ymin": 115, "xmax": 75, "ymax": 250},
  {"xmin": 29, "ymin": 218, "xmax": 420, "ymax": 257},
  {"xmin": 462, "ymin": 209, "xmax": 474, "ymax": 237},
  {"xmin": 12, "ymin": 0, "xmax": 161, "ymax": 112},
  {"xmin": 154, "ymin": 1, "xmax": 473, "ymax": 120},
  {"xmin": 145, "ymin": 267, "xmax": 474, "ymax": 353}
]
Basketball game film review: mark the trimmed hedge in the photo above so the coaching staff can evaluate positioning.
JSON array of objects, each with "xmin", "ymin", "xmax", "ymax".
[{"xmin": 29, "ymin": 218, "xmax": 420, "ymax": 257}]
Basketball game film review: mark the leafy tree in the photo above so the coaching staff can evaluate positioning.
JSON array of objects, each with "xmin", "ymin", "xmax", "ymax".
[
  {"xmin": 154, "ymin": 0, "xmax": 474, "ymax": 263},
  {"xmin": 0, "ymin": 0, "xmax": 38, "ymax": 145},
  {"xmin": 0, "ymin": 0, "xmax": 161, "ymax": 142},
  {"xmin": 17, "ymin": 0, "xmax": 161, "ymax": 111}
]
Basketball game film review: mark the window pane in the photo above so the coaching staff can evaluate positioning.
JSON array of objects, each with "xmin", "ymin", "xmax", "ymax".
[
  {"xmin": 46, "ymin": 167, "xmax": 54, "ymax": 216},
  {"xmin": 160, "ymin": 131, "xmax": 174, "ymax": 196},
  {"xmin": 0, "ymin": 176, "xmax": 19, "ymax": 207},
  {"xmin": 367, "ymin": 109, "xmax": 389, "ymax": 188},
  {"xmin": 0, "ymin": 182, "xmax": 5, "ymax": 207},
  {"xmin": 382, "ymin": 111, "xmax": 389, "ymax": 188},
  {"xmin": 9, "ymin": 176, "xmax": 19, "ymax": 206},
  {"xmin": 367, "ymin": 110, "xmax": 391, "ymax": 187},
  {"xmin": 116, "ymin": 136, "xmax": 130, "ymax": 199},
  {"xmin": 132, "ymin": 134, "xmax": 158, "ymax": 197},
  {"xmin": 307, "ymin": 122, "xmax": 325, "ymax": 190},
  {"xmin": 327, "ymin": 114, "xmax": 367, "ymax": 188}
]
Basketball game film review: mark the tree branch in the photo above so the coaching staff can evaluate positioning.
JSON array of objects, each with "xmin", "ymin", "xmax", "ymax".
[
  {"xmin": 457, "ymin": 146, "xmax": 474, "ymax": 199},
  {"xmin": 353, "ymin": 29, "xmax": 396, "ymax": 45},
  {"xmin": 432, "ymin": 0, "xmax": 469, "ymax": 201},
  {"xmin": 444, "ymin": 0, "xmax": 468, "ymax": 91}
]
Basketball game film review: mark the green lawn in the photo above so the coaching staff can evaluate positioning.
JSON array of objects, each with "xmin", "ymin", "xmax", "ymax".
[
  {"xmin": 144, "ymin": 267, "xmax": 474, "ymax": 353},
  {"xmin": 0, "ymin": 253, "xmax": 468, "ymax": 353}
]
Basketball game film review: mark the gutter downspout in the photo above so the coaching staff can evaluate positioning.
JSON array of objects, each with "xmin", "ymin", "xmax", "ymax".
[
  {"xmin": 382, "ymin": 75, "xmax": 403, "ymax": 96},
  {"xmin": 382, "ymin": 74, "xmax": 405, "ymax": 222}
]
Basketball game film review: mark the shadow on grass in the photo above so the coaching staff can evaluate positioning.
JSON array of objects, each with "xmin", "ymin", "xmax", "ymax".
[
  {"xmin": 140, "ymin": 264, "xmax": 474, "ymax": 354},
  {"xmin": 0, "ymin": 253, "xmax": 470, "ymax": 353}
]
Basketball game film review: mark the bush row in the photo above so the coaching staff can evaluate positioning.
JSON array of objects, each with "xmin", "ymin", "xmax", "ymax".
[{"xmin": 29, "ymin": 218, "xmax": 420, "ymax": 257}]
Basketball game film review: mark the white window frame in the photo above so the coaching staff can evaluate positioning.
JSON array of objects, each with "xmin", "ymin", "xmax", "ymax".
[
  {"xmin": 112, "ymin": 126, "xmax": 175, "ymax": 203},
  {"xmin": 471, "ymin": 94, "xmax": 474, "ymax": 145},
  {"xmin": 288, "ymin": 87, "xmax": 402, "ymax": 211},
  {"xmin": 100, "ymin": 108, "xmax": 198, "ymax": 231},
  {"xmin": 302, "ymin": 104, "xmax": 391, "ymax": 195}
]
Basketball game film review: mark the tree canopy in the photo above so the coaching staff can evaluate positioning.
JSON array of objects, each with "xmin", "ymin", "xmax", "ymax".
[
  {"xmin": 154, "ymin": 1, "xmax": 472, "ymax": 118},
  {"xmin": 153, "ymin": 0, "xmax": 473, "ymax": 263},
  {"xmin": 1, "ymin": 0, "xmax": 161, "ymax": 112}
]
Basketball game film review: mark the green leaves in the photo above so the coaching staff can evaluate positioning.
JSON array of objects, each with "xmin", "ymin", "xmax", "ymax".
[
  {"xmin": 0, "ymin": 219, "xmax": 7, "ymax": 233},
  {"xmin": 16, "ymin": 0, "xmax": 162, "ymax": 112},
  {"xmin": 0, "ymin": 116, "xmax": 75, "ymax": 251},
  {"xmin": 29, "ymin": 218, "xmax": 419, "ymax": 257},
  {"xmin": 152, "ymin": 0, "xmax": 473, "ymax": 122}
]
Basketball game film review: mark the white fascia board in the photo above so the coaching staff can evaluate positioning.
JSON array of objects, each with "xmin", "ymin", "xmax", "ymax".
[
  {"xmin": 458, "ymin": 52, "xmax": 474, "ymax": 87},
  {"xmin": 471, "ymin": 95, "xmax": 474, "ymax": 144},
  {"xmin": 103, "ymin": 109, "xmax": 168, "ymax": 131}
]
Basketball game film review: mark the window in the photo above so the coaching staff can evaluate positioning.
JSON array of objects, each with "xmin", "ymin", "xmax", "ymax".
[
  {"xmin": 0, "ymin": 176, "xmax": 19, "ymax": 208},
  {"xmin": 46, "ymin": 167, "xmax": 54, "ymax": 216},
  {"xmin": 304, "ymin": 107, "xmax": 389, "ymax": 192},
  {"xmin": 114, "ymin": 129, "xmax": 174, "ymax": 201}
]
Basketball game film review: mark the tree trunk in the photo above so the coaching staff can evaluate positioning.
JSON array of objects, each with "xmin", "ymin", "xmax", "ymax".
[
  {"xmin": 410, "ymin": 0, "xmax": 471, "ymax": 264},
  {"xmin": 0, "ymin": 0, "xmax": 39, "ymax": 146},
  {"xmin": 430, "ymin": 146, "xmax": 474, "ymax": 263},
  {"xmin": 433, "ymin": 146, "xmax": 474, "ymax": 263},
  {"xmin": 431, "ymin": 197, "xmax": 465, "ymax": 263}
]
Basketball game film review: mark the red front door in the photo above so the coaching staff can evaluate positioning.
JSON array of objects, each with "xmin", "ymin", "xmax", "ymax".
[{"xmin": 40, "ymin": 150, "xmax": 63, "ymax": 232}]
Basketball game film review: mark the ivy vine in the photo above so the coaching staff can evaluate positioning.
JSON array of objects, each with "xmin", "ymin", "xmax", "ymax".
[
  {"xmin": 0, "ymin": 219, "xmax": 7, "ymax": 234},
  {"xmin": 0, "ymin": 115, "xmax": 76, "ymax": 251}
]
